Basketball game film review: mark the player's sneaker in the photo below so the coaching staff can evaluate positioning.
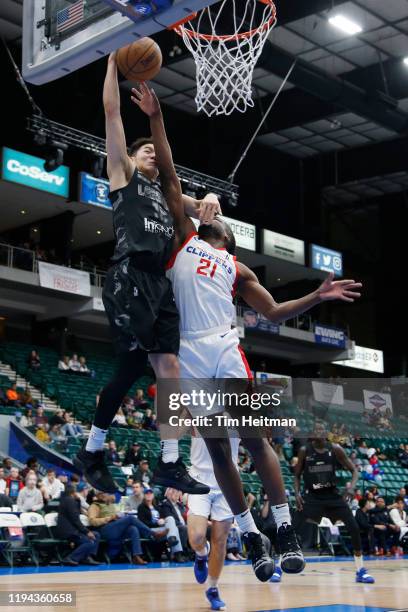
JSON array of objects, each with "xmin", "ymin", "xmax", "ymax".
[
  {"xmin": 356, "ymin": 567, "xmax": 375, "ymax": 584},
  {"xmin": 270, "ymin": 565, "xmax": 282, "ymax": 583},
  {"xmin": 205, "ymin": 587, "xmax": 226, "ymax": 611},
  {"xmin": 194, "ymin": 543, "xmax": 210, "ymax": 584},
  {"xmin": 277, "ymin": 524, "xmax": 305, "ymax": 574},
  {"xmin": 152, "ymin": 457, "xmax": 210, "ymax": 494},
  {"xmin": 243, "ymin": 531, "xmax": 275, "ymax": 582},
  {"xmin": 73, "ymin": 446, "xmax": 121, "ymax": 494}
]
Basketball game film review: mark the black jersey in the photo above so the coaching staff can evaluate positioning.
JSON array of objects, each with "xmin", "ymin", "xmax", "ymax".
[
  {"xmin": 303, "ymin": 442, "xmax": 339, "ymax": 495},
  {"xmin": 110, "ymin": 168, "xmax": 174, "ymax": 270}
]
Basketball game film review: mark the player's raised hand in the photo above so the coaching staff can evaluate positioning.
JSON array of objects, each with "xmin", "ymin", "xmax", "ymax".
[
  {"xmin": 131, "ymin": 82, "xmax": 161, "ymax": 117},
  {"xmin": 317, "ymin": 272, "xmax": 362, "ymax": 303},
  {"xmin": 199, "ymin": 193, "xmax": 222, "ymax": 225}
]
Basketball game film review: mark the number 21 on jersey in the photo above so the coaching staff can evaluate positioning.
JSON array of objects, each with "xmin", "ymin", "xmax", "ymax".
[{"xmin": 196, "ymin": 258, "xmax": 217, "ymax": 278}]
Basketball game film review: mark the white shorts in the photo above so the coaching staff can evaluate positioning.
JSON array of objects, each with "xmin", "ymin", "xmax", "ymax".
[
  {"xmin": 188, "ymin": 490, "xmax": 234, "ymax": 522},
  {"xmin": 179, "ymin": 328, "xmax": 252, "ymax": 417},
  {"xmin": 180, "ymin": 327, "xmax": 251, "ymax": 379}
]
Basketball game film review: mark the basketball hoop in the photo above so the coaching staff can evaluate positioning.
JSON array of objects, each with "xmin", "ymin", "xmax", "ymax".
[{"xmin": 170, "ymin": 0, "xmax": 277, "ymax": 116}]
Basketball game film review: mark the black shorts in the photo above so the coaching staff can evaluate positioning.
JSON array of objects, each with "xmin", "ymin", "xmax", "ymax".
[
  {"xmin": 302, "ymin": 491, "xmax": 351, "ymax": 523},
  {"xmin": 103, "ymin": 259, "xmax": 180, "ymax": 355}
]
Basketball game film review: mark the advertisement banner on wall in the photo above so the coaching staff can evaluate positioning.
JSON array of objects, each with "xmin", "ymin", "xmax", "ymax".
[
  {"xmin": 79, "ymin": 172, "xmax": 111, "ymax": 208},
  {"xmin": 310, "ymin": 244, "xmax": 343, "ymax": 277},
  {"xmin": 255, "ymin": 372, "xmax": 293, "ymax": 398},
  {"xmin": 39, "ymin": 262, "xmax": 91, "ymax": 297},
  {"xmin": 314, "ymin": 324, "xmax": 346, "ymax": 348},
  {"xmin": 243, "ymin": 309, "xmax": 280, "ymax": 335},
  {"xmin": 363, "ymin": 390, "xmax": 392, "ymax": 414},
  {"xmin": 222, "ymin": 216, "xmax": 256, "ymax": 251},
  {"xmin": 262, "ymin": 229, "xmax": 305, "ymax": 264},
  {"xmin": 333, "ymin": 345, "xmax": 384, "ymax": 373},
  {"xmin": 312, "ymin": 381, "xmax": 344, "ymax": 405},
  {"xmin": 2, "ymin": 147, "xmax": 70, "ymax": 197}
]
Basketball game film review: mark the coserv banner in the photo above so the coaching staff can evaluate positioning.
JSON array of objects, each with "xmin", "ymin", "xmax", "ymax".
[
  {"xmin": 312, "ymin": 381, "xmax": 344, "ymax": 405},
  {"xmin": 363, "ymin": 390, "xmax": 392, "ymax": 414},
  {"xmin": 39, "ymin": 262, "xmax": 91, "ymax": 296},
  {"xmin": 2, "ymin": 147, "xmax": 69, "ymax": 197}
]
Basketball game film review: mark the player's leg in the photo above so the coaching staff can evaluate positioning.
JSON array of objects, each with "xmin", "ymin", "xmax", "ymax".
[
  {"xmin": 331, "ymin": 504, "xmax": 375, "ymax": 584},
  {"xmin": 188, "ymin": 508, "xmax": 211, "ymax": 584},
  {"xmin": 74, "ymin": 347, "xmax": 148, "ymax": 492},
  {"xmin": 206, "ymin": 519, "xmax": 231, "ymax": 611}
]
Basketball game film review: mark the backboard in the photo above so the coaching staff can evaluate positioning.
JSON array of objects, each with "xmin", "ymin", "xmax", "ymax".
[{"xmin": 22, "ymin": 0, "xmax": 218, "ymax": 85}]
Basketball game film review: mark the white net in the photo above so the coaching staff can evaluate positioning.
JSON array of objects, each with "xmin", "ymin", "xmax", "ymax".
[{"xmin": 173, "ymin": 0, "xmax": 277, "ymax": 116}]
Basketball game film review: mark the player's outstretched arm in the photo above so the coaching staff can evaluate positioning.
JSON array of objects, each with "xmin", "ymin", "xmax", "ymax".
[
  {"xmin": 131, "ymin": 82, "xmax": 191, "ymax": 243},
  {"xmin": 294, "ymin": 447, "xmax": 306, "ymax": 511},
  {"xmin": 333, "ymin": 445, "xmax": 359, "ymax": 498},
  {"xmin": 237, "ymin": 264, "xmax": 362, "ymax": 323},
  {"xmin": 104, "ymin": 53, "xmax": 132, "ymax": 185}
]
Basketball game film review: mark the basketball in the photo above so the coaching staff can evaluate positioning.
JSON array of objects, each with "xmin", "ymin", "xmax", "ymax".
[{"xmin": 116, "ymin": 37, "xmax": 162, "ymax": 82}]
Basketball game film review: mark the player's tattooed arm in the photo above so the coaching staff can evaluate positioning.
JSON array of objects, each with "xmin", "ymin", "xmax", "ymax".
[
  {"xmin": 294, "ymin": 447, "xmax": 306, "ymax": 511},
  {"xmin": 237, "ymin": 264, "xmax": 362, "ymax": 323},
  {"xmin": 182, "ymin": 193, "xmax": 222, "ymax": 225},
  {"xmin": 104, "ymin": 53, "xmax": 132, "ymax": 186},
  {"xmin": 332, "ymin": 444, "xmax": 359, "ymax": 498},
  {"xmin": 131, "ymin": 82, "xmax": 193, "ymax": 245}
]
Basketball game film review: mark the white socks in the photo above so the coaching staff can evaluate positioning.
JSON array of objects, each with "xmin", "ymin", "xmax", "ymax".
[
  {"xmin": 161, "ymin": 440, "xmax": 179, "ymax": 463},
  {"xmin": 354, "ymin": 555, "xmax": 363, "ymax": 571},
  {"xmin": 234, "ymin": 509, "xmax": 259, "ymax": 534},
  {"xmin": 86, "ymin": 425, "xmax": 108, "ymax": 452},
  {"xmin": 271, "ymin": 503, "xmax": 291, "ymax": 529},
  {"xmin": 208, "ymin": 577, "xmax": 218, "ymax": 588}
]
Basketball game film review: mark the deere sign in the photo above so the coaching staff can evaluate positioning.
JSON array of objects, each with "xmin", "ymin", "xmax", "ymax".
[{"xmin": 2, "ymin": 147, "xmax": 69, "ymax": 197}]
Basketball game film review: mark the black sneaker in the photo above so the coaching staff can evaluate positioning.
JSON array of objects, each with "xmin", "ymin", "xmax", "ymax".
[
  {"xmin": 152, "ymin": 457, "xmax": 210, "ymax": 494},
  {"xmin": 243, "ymin": 531, "xmax": 275, "ymax": 582},
  {"xmin": 277, "ymin": 523, "xmax": 305, "ymax": 574},
  {"xmin": 73, "ymin": 446, "xmax": 121, "ymax": 494}
]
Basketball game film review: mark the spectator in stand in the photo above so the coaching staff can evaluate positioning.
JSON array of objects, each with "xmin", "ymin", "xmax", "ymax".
[
  {"xmin": 389, "ymin": 496, "xmax": 408, "ymax": 548},
  {"xmin": 238, "ymin": 454, "xmax": 252, "ymax": 473},
  {"xmin": 127, "ymin": 408, "xmax": 144, "ymax": 429},
  {"xmin": 40, "ymin": 469, "xmax": 65, "ymax": 501},
  {"xmin": 21, "ymin": 457, "xmax": 40, "ymax": 480},
  {"xmin": 20, "ymin": 390, "xmax": 35, "ymax": 409},
  {"xmin": 124, "ymin": 481, "xmax": 144, "ymax": 512},
  {"xmin": 134, "ymin": 460, "xmax": 153, "ymax": 489},
  {"xmin": 55, "ymin": 485, "xmax": 100, "ymax": 566},
  {"xmin": 89, "ymin": 491, "xmax": 157, "ymax": 564},
  {"xmin": 105, "ymin": 440, "xmax": 122, "ymax": 466},
  {"xmin": 159, "ymin": 488, "xmax": 189, "ymax": 562},
  {"xmin": 355, "ymin": 497, "xmax": 375, "ymax": 554},
  {"xmin": 0, "ymin": 493, "xmax": 13, "ymax": 509},
  {"xmin": 397, "ymin": 444, "xmax": 408, "ymax": 469},
  {"xmin": 350, "ymin": 451, "xmax": 362, "ymax": 471},
  {"xmin": 5, "ymin": 467, "xmax": 23, "ymax": 502},
  {"xmin": 0, "ymin": 468, "xmax": 7, "ymax": 495},
  {"xmin": 49, "ymin": 423, "xmax": 67, "ymax": 445},
  {"xmin": 369, "ymin": 497, "xmax": 398, "ymax": 555},
  {"xmin": 6, "ymin": 383, "xmax": 20, "ymax": 406},
  {"xmin": 49, "ymin": 409, "xmax": 65, "ymax": 428},
  {"xmin": 19, "ymin": 408, "xmax": 34, "ymax": 428},
  {"xmin": 77, "ymin": 483, "xmax": 90, "ymax": 514},
  {"xmin": 134, "ymin": 389, "xmax": 149, "ymax": 409},
  {"xmin": 62, "ymin": 412, "xmax": 83, "ymax": 438},
  {"xmin": 358, "ymin": 440, "xmax": 369, "ymax": 457},
  {"xmin": 27, "ymin": 349, "xmax": 41, "ymax": 370},
  {"xmin": 124, "ymin": 442, "xmax": 143, "ymax": 468},
  {"xmin": 112, "ymin": 407, "xmax": 127, "ymax": 428},
  {"xmin": 68, "ymin": 354, "xmax": 81, "ymax": 373},
  {"xmin": 401, "ymin": 486, "xmax": 408, "ymax": 511},
  {"xmin": 78, "ymin": 356, "xmax": 91, "ymax": 376},
  {"xmin": 16, "ymin": 473, "xmax": 44, "ymax": 512},
  {"xmin": 2, "ymin": 457, "xmax": 13, "ymax": 476},
  {"xmin": 35, "ymin": 423, "xmax": 50, "ymax": 444},
  {"xmin": 142, "ymin": 408, "xmax": 157, "ymax": 431},
  {"xmin": 34, "ymin": 406, "xmax": 48, "ymax": 427},
  {"xmin": 58, "ymin": 356, "xmax": 70, "ymax": 372}
]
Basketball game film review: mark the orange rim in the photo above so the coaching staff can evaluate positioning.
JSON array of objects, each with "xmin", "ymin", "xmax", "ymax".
[{"xmin": 170, "ymin": 0, "xmax": 276, "ymax": 42}]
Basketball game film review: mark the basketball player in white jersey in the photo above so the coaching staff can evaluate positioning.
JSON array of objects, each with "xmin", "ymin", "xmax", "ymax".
[
  {"xmin": 132, "ymin": 82, "xmax": 362, "ymax": 582},
  {"xmin": 188, "ymin": 434, "xmax": 241, "ymax": 611}
]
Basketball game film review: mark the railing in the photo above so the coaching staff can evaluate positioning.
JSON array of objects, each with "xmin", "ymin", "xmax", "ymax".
[{"xmin": 0, "ymin": 242, "xmax": 107, "ymax": 288}]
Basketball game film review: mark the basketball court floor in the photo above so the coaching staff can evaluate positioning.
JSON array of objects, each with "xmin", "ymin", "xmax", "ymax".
[{"xmin": 0, "ymin": 556, "xmax": 406, "ymax": 612}]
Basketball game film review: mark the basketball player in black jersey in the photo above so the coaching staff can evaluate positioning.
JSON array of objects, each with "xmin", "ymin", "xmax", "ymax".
[
  {"xmin": 294, "ymin": 421, "xmax": 375, "ymax": 583},
  {"xmin": 74, "ymin": 52, "xmax": 219, "ymax": 494}
]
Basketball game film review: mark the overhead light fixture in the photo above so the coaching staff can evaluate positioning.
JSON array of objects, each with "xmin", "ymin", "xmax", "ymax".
[
  {"xmin": 404, "ymin": 57, "xmax": 408, "ymax": 66},
  {"xmin": 20, "ymin": 210, "xmax": 27, "ymax": 215},
  {"xmin": 92, "ymin": 156, "xmax": 105, "ymax": 178},
  {"xmin": 328, "ymin": 15, "xmax": 362, "ymax": 35},
  {"xmin": 44, "ymin": 140, "xmax": 68, "ymax": 172},
  {"xmin": 96, "ymin": 230, "xmax": 102, "ymax": 235},
  {"xmin": 32, "ymin": 228, "xmax": 38, "ymax": 233}
]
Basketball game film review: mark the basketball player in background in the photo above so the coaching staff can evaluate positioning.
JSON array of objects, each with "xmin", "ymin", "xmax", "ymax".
[
  {"xmin": 74, "ymin": 52, "xmax": 219, "ymax": 495},
  {"xmin": 294, "ymin": 421, "xmax": 375, "ymax": 584},
  {"xmin": 132, "ymin": 81, "xmax": 362, "ymax": 581},
  {"xmin": 187, "ymin": 434, "xmax": 241, "ymax": 611}
]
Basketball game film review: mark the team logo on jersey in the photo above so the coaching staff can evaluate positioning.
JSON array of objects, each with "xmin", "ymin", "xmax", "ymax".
[{"xmin": 144, "ymin": 217, "xmax": 174, "ymax": 239}]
